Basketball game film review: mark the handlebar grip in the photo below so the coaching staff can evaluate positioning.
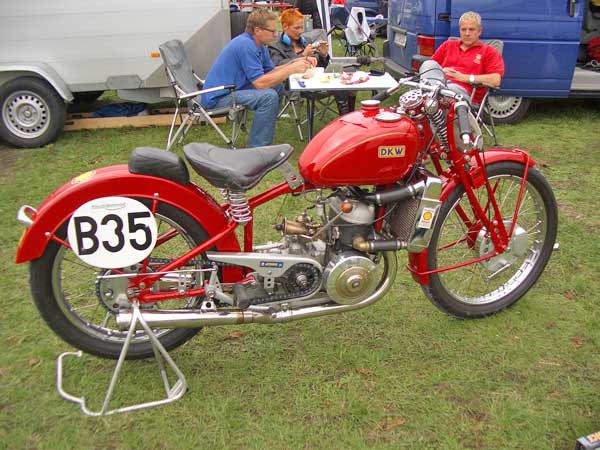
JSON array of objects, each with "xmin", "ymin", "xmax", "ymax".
[{"xmin": 455, "ymin": 102, "xmax": 472, "ymax": 143}]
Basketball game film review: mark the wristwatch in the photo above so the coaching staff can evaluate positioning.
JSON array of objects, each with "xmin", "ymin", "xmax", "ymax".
[{"xmin": 469, "ymin": 74, "xmax": 475, "ymax": 84}]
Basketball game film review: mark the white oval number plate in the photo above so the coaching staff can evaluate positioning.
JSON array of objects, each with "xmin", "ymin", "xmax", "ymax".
[{"xmin": 67, "ymin": 197, "xmax": 158, "ymax": 269}]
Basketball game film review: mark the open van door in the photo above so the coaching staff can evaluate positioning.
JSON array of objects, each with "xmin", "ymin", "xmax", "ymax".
[{"xmin": 450, "ymin": 0, "xmax": 585, "ymax": 123}]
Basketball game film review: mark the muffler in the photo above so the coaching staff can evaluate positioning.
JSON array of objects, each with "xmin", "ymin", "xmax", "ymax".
[{"xmin": 115, "ymin": 252, "xmax": 397, "ymax": 331}]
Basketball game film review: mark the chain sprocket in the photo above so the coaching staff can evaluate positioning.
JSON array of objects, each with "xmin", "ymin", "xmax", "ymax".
[{"xmin": 237, "ymin": 263, "xmax": 322, "ymax": 309}]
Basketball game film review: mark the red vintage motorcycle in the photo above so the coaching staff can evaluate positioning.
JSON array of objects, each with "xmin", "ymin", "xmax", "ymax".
[{"xmin": 16, "ymin": 75, "xmax": 558, "ymax": 363}]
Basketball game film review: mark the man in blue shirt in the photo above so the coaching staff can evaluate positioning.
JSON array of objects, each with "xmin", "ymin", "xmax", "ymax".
[{"xmin": 203, "ymin": 9, "xmax": 313, "ymax": 147}]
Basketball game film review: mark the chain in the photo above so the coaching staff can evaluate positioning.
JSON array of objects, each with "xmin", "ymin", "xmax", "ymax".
[
  {"xmin": 241, "ymin": 263, "xmax": 321, "ymax": 308},
  {"xmin": 96, "ymin": 258, "xmax": 321, "ymax": 310}
]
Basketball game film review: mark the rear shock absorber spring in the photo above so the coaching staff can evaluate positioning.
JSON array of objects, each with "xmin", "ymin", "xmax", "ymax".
[
  {"xmin": 430, "ymin": 109, "xmax": 449, "ymax": 152},
  {"xmin": 227, "ymin": 190, "xmax": 252, "ymax": 224}
]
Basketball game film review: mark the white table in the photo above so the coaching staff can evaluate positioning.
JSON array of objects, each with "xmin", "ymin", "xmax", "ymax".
[{"xmin": 288, "ymin": 71, "xmax": 397, "ymax": 140}]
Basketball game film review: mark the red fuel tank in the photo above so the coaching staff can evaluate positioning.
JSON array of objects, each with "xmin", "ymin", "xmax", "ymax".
[{"xmin": 298, "ymin": 110, "xmax": 420, "ymax": 187}]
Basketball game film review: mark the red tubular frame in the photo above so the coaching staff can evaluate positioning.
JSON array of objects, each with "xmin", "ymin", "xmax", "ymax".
[
  {"xmin": 134, "ymin": 181, "xmax": 311, "ymax": 303},
  {"xmin": 134, "ymin": 221, "xmax": 238, "ymax": 290}
]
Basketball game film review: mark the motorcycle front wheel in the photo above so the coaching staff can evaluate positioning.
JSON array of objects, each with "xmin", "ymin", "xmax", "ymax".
[
  {"xmin": 30, "ymin": 200, "xmax": 210, "ymax": 359},
  {"xmin": 422, "ymin": 161, "xmax": 558, "ymax": 318}
]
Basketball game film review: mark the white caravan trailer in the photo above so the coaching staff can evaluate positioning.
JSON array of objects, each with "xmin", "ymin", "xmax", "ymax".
[{"xmin": 0, "ymin": 0, "xmax": 232, "ymax": 147}]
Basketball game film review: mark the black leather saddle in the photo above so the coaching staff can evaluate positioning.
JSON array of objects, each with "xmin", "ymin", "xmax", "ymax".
[
  {"xmin": 183, "ymin": 142, "xmax": 294, "ymax": 191},
  {"xmin": 129, "ymin": 147, "xmax": 190, "ymax": 184}
]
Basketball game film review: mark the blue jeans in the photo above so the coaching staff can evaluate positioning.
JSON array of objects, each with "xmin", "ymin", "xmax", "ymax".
[{"xmin": 212, "ymin": 85, "xmax": 283, "ymax": 148}]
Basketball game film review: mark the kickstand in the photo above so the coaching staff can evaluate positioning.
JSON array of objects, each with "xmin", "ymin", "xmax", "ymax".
[{"xmin": 56, "ymin": 301, "xmax": 188, "ymax": 416}]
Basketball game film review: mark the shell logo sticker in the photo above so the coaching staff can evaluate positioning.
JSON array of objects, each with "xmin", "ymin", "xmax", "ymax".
[
  {"xmin": 71, "ymin": 171, "xmax": 96, "ymax": 185},
  {"xmin": 378, "ymin": 146, "xmax": 406, "ymax": 158},
  {"xmin": 417, "ymin": 207, "xmax": 437, "ymax": 229}
]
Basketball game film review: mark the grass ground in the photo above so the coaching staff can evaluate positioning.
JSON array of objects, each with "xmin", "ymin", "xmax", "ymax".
[{"xmin": 1, "ymin": 88, "xmax": 599, "ymax": 448}]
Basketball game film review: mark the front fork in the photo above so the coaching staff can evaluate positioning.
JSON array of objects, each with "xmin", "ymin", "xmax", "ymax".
[
  {"xmin": 409, "ymin": 144, "xmax": 531, "ymax": 285},
  {"xmin": 462, "ymin": 149, "xmax": 531, "ymax": 252}
]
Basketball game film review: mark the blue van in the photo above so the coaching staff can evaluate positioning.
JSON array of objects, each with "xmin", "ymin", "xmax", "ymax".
[{"xmin": 383, "ymin": 0, "xmax": 600, "ymax": 123}]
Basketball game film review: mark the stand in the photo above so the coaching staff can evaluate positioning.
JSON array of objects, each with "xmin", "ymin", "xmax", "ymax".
[{"xmin": 56, "ymin": 302, "xmax": 188, "ymax": 416}]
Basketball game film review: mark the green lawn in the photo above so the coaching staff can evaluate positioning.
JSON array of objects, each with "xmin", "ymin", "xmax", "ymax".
[{"xmin": 1, "ymin": 96, "xmax": 599, "ymax": 450}]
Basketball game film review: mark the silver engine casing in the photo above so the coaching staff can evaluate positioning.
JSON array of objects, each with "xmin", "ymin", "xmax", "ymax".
[
  {"xmin": 328, "ymin": 196, "xmax": 375, "ymax": 224},
  {"xmin": 323, "ymin": 252, "xmax": 379, "ymax": 305}
]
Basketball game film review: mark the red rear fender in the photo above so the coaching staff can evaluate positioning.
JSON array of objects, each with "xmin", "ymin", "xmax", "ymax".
[{"xmin": 15, "ymin": 165, "xmax": 241, "ymax": 264}]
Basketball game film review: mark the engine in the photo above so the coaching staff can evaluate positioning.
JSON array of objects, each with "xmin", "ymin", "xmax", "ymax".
[
  {"xmin": 323, "ymin": 251, "xmax": 379, "ymax": 305},
  {"xmin": 255, "ymin": 189, "xmax": 382, "ymax": 306}
]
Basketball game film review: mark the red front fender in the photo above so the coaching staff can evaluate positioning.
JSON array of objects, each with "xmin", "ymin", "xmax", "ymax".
[
  {"xmin": 408, "ymin": 147, "xmax": 536, "ymax": 285},
  {"xmin": 16, "ymin": 165, "xmax": 241, "ymax": 265}
]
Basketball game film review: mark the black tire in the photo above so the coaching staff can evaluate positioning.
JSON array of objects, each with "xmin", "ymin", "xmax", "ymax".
[
  {"xmin": 486, "ymin": 96, "xmax": 531, "ymax": 124},
  {"xmin": 72, "ymin": 90, "xmax": 104, "ymax": 104},
  {"xmin": 422, "ymin": 162, "xmax": 558, "ymax": 318},
  {"xmin": 230, "ymin": 11, "xmax": 250, "ymax": 39},
  {"xmin": 0, "ymin": 76, "xmax": 66, "ymax": 148},
  {"xmin": 30, "ymin": 200, "xmax": 210, "ymax": 359}
]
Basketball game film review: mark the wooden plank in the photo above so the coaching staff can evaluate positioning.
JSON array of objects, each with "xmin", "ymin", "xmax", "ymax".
[
  {"xmin": 66, "ymin": 107, "xmax": 178, "ymax": 120},
  {"xmin": 64, "ymin": 108, "xmax": 226, "ymax": 132}
]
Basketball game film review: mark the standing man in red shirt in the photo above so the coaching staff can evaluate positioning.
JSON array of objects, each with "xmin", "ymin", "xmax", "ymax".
[{"xmin": 421, "ymin": 11, "xmax": 504, "ymax": 105}]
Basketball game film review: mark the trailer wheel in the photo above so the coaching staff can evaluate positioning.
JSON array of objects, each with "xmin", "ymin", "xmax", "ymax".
[
  {"xmin": 486, "ymin": 96, "xmax": 531, "ymax": 124},
  {"xmin": 0, "ymin": 77, "xmax": 66, "ymax": 148},
  {"xmin": 230, "ymin": 11, "xmax": 250, "ymax": 39}
]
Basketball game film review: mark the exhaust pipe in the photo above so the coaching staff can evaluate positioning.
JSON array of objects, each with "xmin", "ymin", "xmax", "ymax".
[{"xmin": 116, "ymin": 252, "xmax": 397, "ymax": 331}]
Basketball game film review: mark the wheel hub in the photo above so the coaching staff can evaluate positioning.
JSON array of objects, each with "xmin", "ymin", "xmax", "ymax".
[
  {"xmin": 96, "ymin": 264, "xmax": 155, "ymax": 313},
  {"xmin": 2, "ymin": 91, "xmax": 50, "ymax": 139},
  {"xmin": 96, "ymin": 270, "xmax": 135, "ymax": 313},
  {"xmin": 477, "ymin": 220, "xmax": 528, "ymax": 273}
]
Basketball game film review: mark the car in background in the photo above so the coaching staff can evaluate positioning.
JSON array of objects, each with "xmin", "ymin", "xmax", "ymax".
[{"xmin": 383, "ymin": 0, "xmax": 600, "ymax": 124}]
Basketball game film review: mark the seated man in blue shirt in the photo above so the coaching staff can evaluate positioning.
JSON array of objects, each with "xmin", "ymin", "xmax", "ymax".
[{"xmin": 202, "ymin": 9, "xmax": 313, "ymax": 147}]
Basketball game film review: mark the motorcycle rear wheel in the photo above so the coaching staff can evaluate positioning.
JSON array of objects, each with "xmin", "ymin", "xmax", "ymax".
[
  {"xmin": 422, "ymin": 162, "xmax": 558, "ymax": 318},
  {"xmin": 30, "ymin": 200, "xmax": 210, "ymax": 359}
]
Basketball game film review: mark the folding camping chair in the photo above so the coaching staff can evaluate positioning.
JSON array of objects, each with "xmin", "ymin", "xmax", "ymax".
[
  {"xmin": 159, "ymin": 39, "xmax": 247, "ymax": 150},
  {"xmin": 278, "ymin": 85, "xmax": 339, "ymax": 142},
  {"xmin": 341, "ymin": 7, "xmax": 378, "ymax": 57},
  {"xmin": 278, "ymin": 92, "xmax": 305, "ymax": 141},
  {"xmin": 421, "ymin": 37, "xmax": 503, "ymax": 146},
  {"xmin": 469, "ymin": 39, "xmax": 504, "ymax": 146}
]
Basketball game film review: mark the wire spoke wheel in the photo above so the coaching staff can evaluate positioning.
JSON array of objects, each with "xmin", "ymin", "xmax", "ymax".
[
  {"xmin": 31, "ymin": 200, "xmax": 210, "ymax": 359},
  {"xmin": 423, "ymin": 162, "xmax": 557, "ymax": 317}
]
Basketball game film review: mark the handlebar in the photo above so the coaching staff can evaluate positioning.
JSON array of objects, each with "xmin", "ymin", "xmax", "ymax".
[
  {"xmin": 454, "ymin": 101, "xmax": 472, "ymax": 145},
  {"xmin": 370, "ymin": 76, "xmax": 465, "ymax": 103}
]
